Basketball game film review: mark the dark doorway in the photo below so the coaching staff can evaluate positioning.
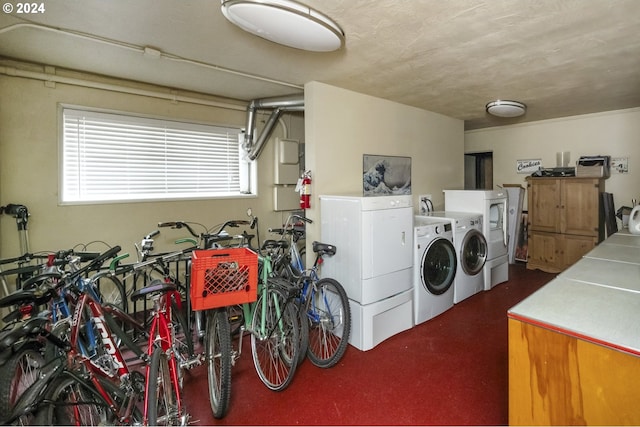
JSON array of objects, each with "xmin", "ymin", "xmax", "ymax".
[{"xmin": 464, "ymin": 152, "xmax": 493, "ymax": 189}]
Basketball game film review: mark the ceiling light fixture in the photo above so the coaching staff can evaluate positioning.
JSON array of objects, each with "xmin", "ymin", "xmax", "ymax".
[
  {"xmin": 220, "ymin": 0, "xmax": 345, "ymax": 52},
  {"xmin": 485, "ymin": 100, "xmax": 527, "ymax": 118}
]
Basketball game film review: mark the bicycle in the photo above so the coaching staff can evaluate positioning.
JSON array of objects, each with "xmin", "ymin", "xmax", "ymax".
[
  {"xmin": 0, "ymin": 247, "xmax": 142, "ymax": 423},
  {"xmin": 124, "ymin": 246, "xmax": 208, "ymax": 426},
  {"xmin": 6, "ymin": 246, "xmax": 148, "ymax": 425},
  {"xmin": 158, "ymin": 210, "xmax": 300, "ymax": 419},
  {"xmin": 270, "ymin": 214, "xmax": 351, "ymax": 368},
  {"xmin": 157, "ymin": 217, "xmax": 255, "ymax": 341},
  {"xmin": 131, "ymin": 278, "xmax": 190, "ymax": 426}
]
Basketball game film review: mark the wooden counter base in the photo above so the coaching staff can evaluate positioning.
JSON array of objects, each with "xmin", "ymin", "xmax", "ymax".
[{"xmin": 508, "ymin": 318, "xmax": 640, "ymax": 425}]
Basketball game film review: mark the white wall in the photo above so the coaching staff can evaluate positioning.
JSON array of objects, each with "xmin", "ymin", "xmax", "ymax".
[
  {"xmin": 303, "ymin": 81, "xmax": 465, "ymax": 250},
  {"xmin": 0, "ymin": 67, "xmax": 304, "ymax": 260},
  {"xmin": 465, "ymin": 108, "xmax": 640, "ymax": 214}
]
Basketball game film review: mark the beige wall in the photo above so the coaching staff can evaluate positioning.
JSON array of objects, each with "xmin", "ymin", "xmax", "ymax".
[
  {"xmin": 465, "ymin": 108, "xmax": 640, "ymax": 215},
  {"xmin": 303, "ymin": 81, "xmax": 465, "ymax": 249},
  {"xmin": 0, "ymin": 69, "xmax": 303, "ymax": 260}
]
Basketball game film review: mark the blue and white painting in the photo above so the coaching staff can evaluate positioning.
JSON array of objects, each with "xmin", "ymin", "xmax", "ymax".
[{"xmin": 363, "ymin": 154, "xmax": 411, "ymax": 196}]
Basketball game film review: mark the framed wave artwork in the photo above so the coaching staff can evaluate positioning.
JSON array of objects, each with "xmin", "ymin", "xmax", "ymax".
[{"xmin": 363, "ymin": 154, "xmax": 411, "ymax": 197}]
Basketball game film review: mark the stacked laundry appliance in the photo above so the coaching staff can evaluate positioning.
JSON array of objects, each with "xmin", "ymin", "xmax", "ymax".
[{"xmin": 443, "ymin": 190, "xmax": 509, "ymax": 289}]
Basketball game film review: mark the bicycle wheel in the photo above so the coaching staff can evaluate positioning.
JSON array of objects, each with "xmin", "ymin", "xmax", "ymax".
[
  {"xmin": 91, "ymin": 271, "xmax": 127, "ymax": 312},
  {"xmin": 147, "ymin": 345, "xmax": 186, "ymax": 426},
  {"xmin": 0, "ymin": 343, "xmax": 45, "ymax": 423},
  {"xmin": 306, "ymin": 277, "xmax": 351, "ymax": 368},
  {"xmin": 250, "ymin": 288, "xmax": 300, "ymax": 391},
  {"xmin": 205, "ymin": 308, "xmax": 232, "ymax": 419},
  {"xmin": 296, "ymin": 297, "xmax": 309, "ymax": 365},
  {"xmin": 34, "ymin": 374, "xmax": 110, "ymax": 426}
]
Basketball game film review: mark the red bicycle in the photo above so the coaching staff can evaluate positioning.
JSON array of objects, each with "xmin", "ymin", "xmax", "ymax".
[{"xmin": 130, "ymin": 252, "xmax": 200, "ymax": 426}]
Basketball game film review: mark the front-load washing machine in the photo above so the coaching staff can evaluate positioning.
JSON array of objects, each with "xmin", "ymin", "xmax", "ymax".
[
  {"xmin": 422, "ymin": 212, "xmax": 488, "ymax": 303},
  {"xmin": 443, "ymin": 189, "xmax": 509, "ymax": 290},
  {"xmin": 413, "ymin": 217, "xmax": 457, "ymax": 325}
]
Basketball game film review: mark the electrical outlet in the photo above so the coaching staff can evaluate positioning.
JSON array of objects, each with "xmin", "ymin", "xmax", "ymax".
[{"xmin": 418, "ymin": 194, "xmax": 433, "ymax": 214}]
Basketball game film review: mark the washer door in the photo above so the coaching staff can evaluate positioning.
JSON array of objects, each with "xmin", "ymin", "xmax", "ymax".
[
  {"xmin": 420, "ymin": 237, "xmax": 457, "ymax": 295},
  {"xmin": 460, "ymin": 229, "xmax": 488, "ymax": 276}
]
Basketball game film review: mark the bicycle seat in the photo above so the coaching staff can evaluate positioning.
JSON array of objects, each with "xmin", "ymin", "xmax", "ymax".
[
  {"xmin": 130, "ymin": 279, "xmax": 177, "ymax": 301},
  {"xmin": 0, "ymin": 315, "xmax": 50, "ymax": 352},
  {"xmin": 312, "ymin": 241, "xmax": 336, "ymax": 257},
  {"xmin": 0, "ymin": 283, "xmax": 57, "ymax": 308}
]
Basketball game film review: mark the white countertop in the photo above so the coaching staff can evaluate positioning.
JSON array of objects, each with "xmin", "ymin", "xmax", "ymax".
[
  {"xmin": 508, "ymin": 231, "xmax": 640, "ymax": 355},
  {"xmin": 602, "ymin": 232, "xmax": 640, "ymax": 247},
  {"xmin": 584, "ymin": 242, "xmax": 640, "ymax": 265},
  {"xmin": 560, "ymin": 257, "xmax": 640, "ymax": 293}
]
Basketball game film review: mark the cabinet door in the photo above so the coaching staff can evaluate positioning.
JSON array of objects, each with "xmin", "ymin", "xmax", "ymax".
[
  {"xmin": 561, "ymin": 179, "xmax": 600, "ymax": 237},
  {"xmin": 527, "ymin": 231, "xmax": 562, "ymax": 272},
  {"xmin": 563, "ymin": 234, "xmax": 597, "ymax": 268},
  {"xmin": 528, "ymin": 179, "xmax": 560, "ymax": 233}
]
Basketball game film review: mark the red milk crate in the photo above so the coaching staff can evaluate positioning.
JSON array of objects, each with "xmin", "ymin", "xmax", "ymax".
[{"xmin": 190, "ymin": 247, "xmax": 258, "ymax": 311}]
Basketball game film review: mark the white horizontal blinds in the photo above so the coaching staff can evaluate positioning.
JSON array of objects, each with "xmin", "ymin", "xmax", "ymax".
[{"xmin": 62, "ymin": 109, "xmax": 242, "ymax": 202}]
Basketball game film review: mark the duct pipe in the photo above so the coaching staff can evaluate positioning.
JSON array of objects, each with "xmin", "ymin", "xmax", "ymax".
[
  {"xmin": 247, "ymin": 107, "xmax": 283, "ymax": 161},
  {"xmin": 0, "ymin": 65, "xmax": 247, "ymax": 111},
  {"xmin": 244, "ymin": 94, "xmax": 304, "ymax": 158}
]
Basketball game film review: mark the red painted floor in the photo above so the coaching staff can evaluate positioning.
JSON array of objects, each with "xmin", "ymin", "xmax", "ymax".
[{"xmin": 182, "ymin": 263, "xmax": 555, "ymax": 425}]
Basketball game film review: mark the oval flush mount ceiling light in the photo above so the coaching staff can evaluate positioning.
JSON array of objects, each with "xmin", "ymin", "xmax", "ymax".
[
  {"xmin": 221, "ymin": 0, "xmax": 345, "ymax": 52},
  {"xmin": 485, "ymin": 100, "xmax": 527, "ymax": 118}
]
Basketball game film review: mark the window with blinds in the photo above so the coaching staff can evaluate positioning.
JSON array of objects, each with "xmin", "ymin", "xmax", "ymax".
[{"xmin": 61, "ymin": 108, "xmax": 252, "ymax": 204}]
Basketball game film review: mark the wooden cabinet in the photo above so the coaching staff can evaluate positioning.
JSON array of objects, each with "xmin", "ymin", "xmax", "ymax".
[
  {"xmin": 526, "ymin": 177, "xmax": 604, "ymax": 273},
  {"xmin": 509, "ymin": 318, "xmax": 640, "ymax": 425}
]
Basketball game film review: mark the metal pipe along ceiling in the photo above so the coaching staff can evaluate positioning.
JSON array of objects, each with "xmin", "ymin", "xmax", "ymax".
[{"xmin": 244, "ymin": 94, "xmax": 304, "ymax": 161}]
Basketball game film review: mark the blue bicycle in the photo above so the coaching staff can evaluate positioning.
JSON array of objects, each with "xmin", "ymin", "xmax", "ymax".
[{"xmin": 270, "ymin": 214, "xmax": 351, "ymax": 368}]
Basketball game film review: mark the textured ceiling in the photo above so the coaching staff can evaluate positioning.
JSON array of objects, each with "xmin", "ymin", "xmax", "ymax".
[{"xmin": 1, "ymin": 0, "xmax": 639, "ymax": 130}]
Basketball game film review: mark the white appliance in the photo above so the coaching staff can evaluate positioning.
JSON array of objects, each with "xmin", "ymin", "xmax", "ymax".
[
  {"xmin": 629, "ymin": 205, "xmax": 640, "ymax": 235},
  {"xmin": 412, "ymin": 217, "xmax": 457, "ymax": 325},
  {"xmin": 443, "ymin": 189, "xmax": 509, "ymax": 290},
  {"xmin": 422, "ymin": 212, "xmax": 488, "ymax": 303},
  {"xmin": 320, "ymin": 195, "xmax": 414, "ymax": 351}
]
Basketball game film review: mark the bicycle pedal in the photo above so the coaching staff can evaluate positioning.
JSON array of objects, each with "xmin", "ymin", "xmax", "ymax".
[{"xmin": 180, "ymin": 354, "xmax": 204, "ymax": 370}]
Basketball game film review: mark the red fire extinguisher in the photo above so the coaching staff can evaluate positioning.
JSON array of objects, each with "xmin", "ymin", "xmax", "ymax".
[{"xmin": 299, "ymin": 170, "xmax": 311, "ymax": 210}]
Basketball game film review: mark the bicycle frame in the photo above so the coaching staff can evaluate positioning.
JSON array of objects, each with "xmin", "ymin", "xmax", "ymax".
[
  {"xmin": 142, "ymin": 289, "xmax": 184, "ymax": 424},
  {"xmin": 10, "ymin": 290, "xmax": 143, "ymax": 425},
  {"xmin": 232, "ymin": 254, "xmax": 291, "ymax": 358},
  {"xmin": 68, "ymin": 292, "xmax": 143, "ymax": 425}
]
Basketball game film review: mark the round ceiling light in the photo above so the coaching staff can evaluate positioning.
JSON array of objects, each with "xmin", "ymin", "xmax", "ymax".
[
  {"xmin": 221, "ymin": 0, "xmax": 345, "ymax": 52},
  {"xmin": 485, "ymin": 100, "xmax": 527, "ymax": 118}
]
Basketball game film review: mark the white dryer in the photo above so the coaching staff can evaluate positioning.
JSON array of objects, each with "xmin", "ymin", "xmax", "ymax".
[
  {"xmin": 413, "ymin": 217, "xmax": 457, "ymax": 325},
  {"xmin": 422, "ymin": 212, "xmax": 488, "ymax": 303}
]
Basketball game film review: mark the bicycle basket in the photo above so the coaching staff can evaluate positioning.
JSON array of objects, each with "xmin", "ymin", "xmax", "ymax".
[{"xmin": 190, "ymin": 248, "xmax": 258, "ymax": 310}]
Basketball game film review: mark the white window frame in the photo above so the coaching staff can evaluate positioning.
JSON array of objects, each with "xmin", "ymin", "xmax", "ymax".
[{"xmin": 59, "ymin": 105, "xmax": 255, "ymax": 205}]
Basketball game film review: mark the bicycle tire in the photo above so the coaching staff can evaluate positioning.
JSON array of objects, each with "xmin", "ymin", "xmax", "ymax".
[
  {"xmin": 250, "ymin": 288, "xmax": 300, "ymax": 391},
  {"xmin": 205, "ymin": 308, "xmax": 232, "ymax": 419},
  {"xmin": 306, "ymin": 277, "xmax": 351, "ymax": 368},
  {"xmin": 91, "ymin": 271, "xmax": 127, "ymax": 313},
  {"xmin": 34, "ymin": 374, "xmax": 110, "ymax": 426},
  {"xmin": 0, "ymin": 343, "xmax": 45, "ymax": 423},
  {"xmin": 147, "ymin": 345, "xmax": 185, "ymax": 426}
]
